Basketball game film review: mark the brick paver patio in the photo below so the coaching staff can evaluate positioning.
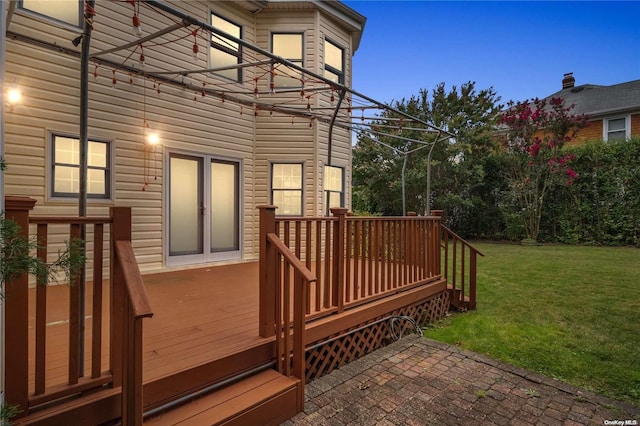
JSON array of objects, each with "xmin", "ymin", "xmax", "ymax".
[{"xmin": 284, "ymin": 335, "xmax": 640, "ymax": 425}]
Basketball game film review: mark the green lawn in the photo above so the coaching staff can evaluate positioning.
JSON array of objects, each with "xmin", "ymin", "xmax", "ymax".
[{"xmin": 425, "ymin": 243, "xmax": 640, "ymax": 405}]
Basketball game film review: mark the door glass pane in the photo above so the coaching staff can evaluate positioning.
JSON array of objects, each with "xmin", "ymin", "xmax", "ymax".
[
  {"xmin": 169, "ymin": 156, "xmax": 202, "ymax": 255},
  {"xmin": 211, "ymin": 161, "xmax": 239, "ymax": 252}
]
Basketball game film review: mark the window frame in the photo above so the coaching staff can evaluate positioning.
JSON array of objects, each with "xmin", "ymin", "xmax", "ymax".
[
  {"xmin": 323, "ymin": 165, "xmax": 345, "ymax": 216},
  {"xmin": 18, "ymin": 0, "xmax": 82, "ymax": 28},
  {"xmin": 210, "ymin": 12, "xmax": 243, "ymax": 82},
  {"xmin": 323, "ymin": 38, "xmax": 345, "ymax": 84},
  {"xmin": 271, "ymin": 32, "xmax": 304, "ymax": 90},
  {"xmin": 603, "ymin": 115, "xmax": 630, "ymax": 141},
  {"xmin": 49, "ymin": 133, "xmax": 113, "ymax": 201},
  {"xmin": 270, "ymin": 162, "xmax": 304, "ymax": 217}
]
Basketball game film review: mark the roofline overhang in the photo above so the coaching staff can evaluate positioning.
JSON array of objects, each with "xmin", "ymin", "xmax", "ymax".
[{"xmin": 583, "ymin": 105, "xmax": 640, "ymax": 119}]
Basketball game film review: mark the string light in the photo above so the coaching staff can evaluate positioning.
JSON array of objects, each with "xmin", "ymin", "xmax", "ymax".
[
  {"xmin": 93, "ymin": 64, "xmax": 99, "ymax": 79},
  {"xmin": 127, "ymin": 0, "xmax": 142, "ymax": 37},
  {"xmin": 129, "ymin": 72, "xmax": 133, "ymax": 85},
  {"xmin": 270, "ymin": 71, "xmax": 276, "ymax": 95},
  {"xmin": 191, "ymin": 28, "xmax": 200, "ymax": 61},
  {"xmin": 254, "ymin": 77, "xmax": 259, "ymax": 99},
  {"xmin": 138, "ymin": 44, "xmax": 145, "ymax": 67},
  {"xmin": 112, "ymin": 70, "xmax": 117, "ymax": 88},
  {"xmin": 330, "ymin": 86, "xmax": 335, "ymax": 106},
  {"xmin": 201, "ymin": 82, "xmax": 206, "ymax": 97}
]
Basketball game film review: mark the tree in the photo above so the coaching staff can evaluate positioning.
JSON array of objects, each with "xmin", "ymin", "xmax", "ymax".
[
  {"xmin": 499, "ymin": 97, "xmax": 586, "ymax": 242},
  {"xmin": 353, "ymin": 81, "xmax": 502, "ymax": 229}
]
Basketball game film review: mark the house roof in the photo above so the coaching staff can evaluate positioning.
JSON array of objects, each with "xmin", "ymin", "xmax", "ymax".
[{"xmin": 543, "ymin": 79, "xmax": 640, "ymax": 118}]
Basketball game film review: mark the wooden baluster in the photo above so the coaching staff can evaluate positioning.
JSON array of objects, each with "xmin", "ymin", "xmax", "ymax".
[
  {"xmin": 315, "ymin": 220, "xmax": 322, "ymax": 312},
  {"xmin": 69, "ymin": 223, "xmax": 82, "ymax": 385},
  {"xmin": 305, "ymin": 221, "xmax": 312, "ymax": 314},
  {"xmin": 323, "ymin": 219, "xmax": 332, "ymax": 309},
  {"xmin": 35, "ymin": 223, "xmax": 48, "ymax": 395},
  {"xmin": 92, "ymin": 223, "xmax": 104, "ymax": 378},
  {"xmin": 331, "ymin": 208, "xmax": 346, "ymax": 312}
]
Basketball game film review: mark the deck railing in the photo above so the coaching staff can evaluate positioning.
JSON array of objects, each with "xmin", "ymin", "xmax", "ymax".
[
  {"xmin": 258, "ymin": 206, "xmax": 443, "ymax": 333},
  {"xmin": 441, "ymin": 224, "xmax": 484, "ymax": 310},
  {"xmin": 3, "ymin": 197, "xmax": 152, "ymax": 424},
  {"xmin": 265, "ymin": 232, "xmax": 314, "ymax": 411}
]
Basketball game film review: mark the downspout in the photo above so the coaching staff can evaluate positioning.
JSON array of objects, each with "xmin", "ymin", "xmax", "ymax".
[
  {"xmin": 327, "ymin": 87, "xmax": 347, "ymax": 166},
  {"xmin": 77, "ymin": 0, "xmax": 96, "ymax": 377}
]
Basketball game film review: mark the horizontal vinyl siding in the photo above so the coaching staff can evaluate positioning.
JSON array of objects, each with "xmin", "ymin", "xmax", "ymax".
[
  {"xmin": 5, "ymin": 1, "xmax": 259, "ymax": 273},
  {"xmin": 6, "ymin": 1, "xmax": 357, "ymax": 272}
]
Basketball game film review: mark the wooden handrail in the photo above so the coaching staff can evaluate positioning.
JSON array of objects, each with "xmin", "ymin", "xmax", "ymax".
[
  {"xmin": 266, "ymin": 233, "xmax": 317, "ymax": 283},
  {"xmin": 441, "ymin": 224, "xmax": 484, "ymax": 310},
  {"xmin": 115, "ymin": 240, "xmax": 153, "ymax": 319},
  {"xmin": 29, "ymin": 216, "xmax": 111, "ymax": 225},
  {"xmin": 265, "ymin": 231, "xmax": 315, "ymax": 411},
  {"xmin": 441, "ymin": 225, "xmax": 485, "ymax": 257}
]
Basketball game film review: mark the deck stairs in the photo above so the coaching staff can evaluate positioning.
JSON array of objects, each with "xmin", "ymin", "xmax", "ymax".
[
  {"xmin": 143, "ymin": 368, "xmax": 300, "ymax": 426},
  {"xmin": 448, "ymin": 286, "xmax": 471, "ymax": 311}
]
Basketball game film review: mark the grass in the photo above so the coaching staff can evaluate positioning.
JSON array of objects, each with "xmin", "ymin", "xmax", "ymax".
[{"xmin": 425, "ymin": 243, "xmax": 640, "ymax": 405}]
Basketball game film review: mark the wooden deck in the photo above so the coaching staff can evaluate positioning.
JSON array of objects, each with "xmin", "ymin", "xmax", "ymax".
[
  {"xmin": 27, "ymin": 262, "xmax": 268, "ymax": 394},
  {"xmin": 7, "ymin": 200, "xmax": 481, "ymax": 425}
]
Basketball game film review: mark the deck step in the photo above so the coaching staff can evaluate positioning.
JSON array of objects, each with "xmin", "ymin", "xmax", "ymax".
[{"xmin": 144, "ymin": 369, "xmax": 300, "ymax": 426}]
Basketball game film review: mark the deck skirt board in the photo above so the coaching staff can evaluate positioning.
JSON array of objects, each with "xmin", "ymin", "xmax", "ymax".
[{"xmin": 144, "ymin": 369, "xmax": 299, "ymax": 426}]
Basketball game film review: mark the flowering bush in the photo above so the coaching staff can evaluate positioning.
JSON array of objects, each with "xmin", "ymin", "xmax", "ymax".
[{"xmin": 499, "ymin": 97, "xmax": 587, "ymax": 241}]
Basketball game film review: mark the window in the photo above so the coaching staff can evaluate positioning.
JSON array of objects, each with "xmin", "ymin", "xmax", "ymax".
[
  {"xmin": 272, "ymin": 33, "xmax": 303, "ymax": 89},
  {"xmin": 604, "ymin": 117, "xmax": 629, "ymax": 141},
  {"xmin": 51, "ymin": 135, "xmax": 111, "ymax": 199},
  {"xmin": 271, "ymin": 163, "xmax": 303, "ymax": 216},
  {"xmin": 324, "ymin": 39, "xmax": 344, "ymax": 84},
  {"xmin": 210, "ymin": 13, "xmax": 242, "ymax": 81},
  {"xmin": 19, "ymin": 0, "xmax": 81, "ymax": 27},
  {"xmin": 324, "ymin": 165, "xmax": 344, "ymax": 215}
]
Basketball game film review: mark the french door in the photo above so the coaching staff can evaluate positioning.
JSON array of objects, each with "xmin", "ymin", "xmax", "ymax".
[{"xmin": 167, "ymin": 152, "xmax": 240, "ymax": 265}]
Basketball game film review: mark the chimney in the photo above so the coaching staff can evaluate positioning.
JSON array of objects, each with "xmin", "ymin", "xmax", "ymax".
[{"xmin": 562, "ymin": 72, "xmax": 575, "ymax": 89}]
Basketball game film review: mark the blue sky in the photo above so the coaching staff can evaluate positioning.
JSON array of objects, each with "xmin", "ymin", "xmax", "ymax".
[{"xmin": 343, "ymin": 1, "xmax": 640, "ymax": 106}]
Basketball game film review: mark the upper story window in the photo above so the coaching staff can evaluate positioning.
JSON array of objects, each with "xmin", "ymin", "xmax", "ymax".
[
  {"xmin": 324, "ymin": 165, "xmax": 344, "ymax": 215},
  {"xmin": 271, "ymin": 163, "xmax": 303, "ymax": 216},
  {"xmin": 210, "ymin": 13, "xmax": 242, "ymax": 82},
  {"xmin": 604, "ymin": 117, "xmax": 629, "ymax": 141},
  {"xmin": 324, "ymin": 39, "xmax": 344, "ymax": 84},
  {"xmin": 50, "ymin": 134, "xmax": 111, "ymax": 200},
  {"xmin": 272, "ymin": 33, "xmax": 303, "ymax": 89},
  {"xmin": 19, "ymin": 0, "xmax": 82, "ymax": 27}
]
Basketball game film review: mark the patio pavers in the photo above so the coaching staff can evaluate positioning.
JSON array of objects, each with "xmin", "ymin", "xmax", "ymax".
[{"xmin": 285, "ymin": 335, "xmax": 640, "ymax": 425}]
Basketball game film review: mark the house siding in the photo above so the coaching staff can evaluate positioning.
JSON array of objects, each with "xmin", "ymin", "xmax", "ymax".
[{"xmin": 4, "ymin": 0, "xmax": 359, "ymax": 275}]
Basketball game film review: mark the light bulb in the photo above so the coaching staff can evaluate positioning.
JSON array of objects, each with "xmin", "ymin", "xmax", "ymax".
[
  {"xmin": 139, "ymin": 53, "xmax": 145, "ymax": 67},
  {"xmin": 192, "ymin": 43, "xmax": 200, "ymax": 61},
  {"xmin": 132, "ymin": 15, "xmax": 142, "ymax": 37},
  {"xmin": 147, "ymin": 130, "xmax": 159, "ymax": 146},
  {"xmin": 7, "ymin": 86, "xmax": 21, "ymax": 106}
]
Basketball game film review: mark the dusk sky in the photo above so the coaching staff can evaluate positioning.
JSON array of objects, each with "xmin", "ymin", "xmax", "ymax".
[{"xmin": 343, "ymin": 1, "xmax": 640, "ymax": 107}]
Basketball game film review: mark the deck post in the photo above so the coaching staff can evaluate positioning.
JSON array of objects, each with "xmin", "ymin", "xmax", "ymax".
[
  {"xmin": 110, "ymin": 207, "xmax": 132, "ymax": 388},
  {"xmin": 432, "ymin": 210, "xmax": 443, "ymax": 276},
  {"xmin": 3, "ymin": 196, "xmax": 37, "ymax": 418},
  {"xmin": 258, "ymin": 205, "xmax": 277, "ymax": 337},
  {"xmin": 330, "ymin": 208, "xmax": 347, "ymax": 312}
]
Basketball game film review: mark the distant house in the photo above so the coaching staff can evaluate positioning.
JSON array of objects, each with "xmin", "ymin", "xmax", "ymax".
[{"xmin": 543, "ymin": 73, "xmax": 640, "ymax": 144}]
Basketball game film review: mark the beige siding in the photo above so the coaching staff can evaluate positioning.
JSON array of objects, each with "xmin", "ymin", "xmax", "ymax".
[{"xmin": 5, "ymin": 1, "xmax": 358, "ymax": 273}]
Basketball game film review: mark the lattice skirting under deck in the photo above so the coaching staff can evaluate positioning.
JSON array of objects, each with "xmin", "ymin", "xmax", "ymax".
[{"xmin": 305, "ymin": 290, "xmax": 450, "ymax": 381}]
